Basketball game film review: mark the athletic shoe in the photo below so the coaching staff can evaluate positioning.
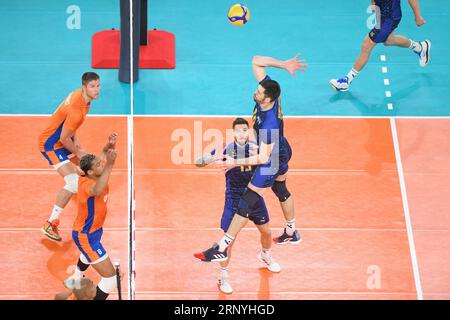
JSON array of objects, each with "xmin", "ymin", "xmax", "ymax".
[
  {"xmin": 273, "ymin": 229, "xmax": 302, "ymax": 245},
  {"xmin": 194, "ymin": 244, "xmax": 228, "ymax": 262},
  {"xmin": 258, "ymin": 252, "xmax": 281, "ymax": 273},
  {"xmin": 418, "ymin": 40, "xmax": 431, "ymax": 67},
  {"xmin": 329, "ymin": 76, "xmax": 350, "ymax": 92},
  {"xmin": 41, "ymin": 220, "xmax": 62, "ymax": 241},
  {"xmin": 217, "ymin": 275, "xmax": 233, "ymax": 294},
  {"xmin": 63, "ymin": 274, "xmax": 85, "ymax": 290}
]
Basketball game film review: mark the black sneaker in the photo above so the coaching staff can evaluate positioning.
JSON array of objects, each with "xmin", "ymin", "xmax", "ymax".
[
  {"xmin": 273, "ymin": 229, "xmax": 302, "ymax": 245},
  {"xmin": 194, "ymin": 244, "xmax": 228, "ymax": 262}
]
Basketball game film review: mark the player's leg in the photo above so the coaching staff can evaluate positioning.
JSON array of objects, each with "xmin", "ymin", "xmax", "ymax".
[
  {"xmin": 218, "ymin": 242, "xmax": 234, "ymax": 294},
  {"xmin": 84, "ymin": 229, "xmax": 116, "ymax": 300},
  {"xmin": 256, "ymin": 223, "xmax": 281, "ymax": 273},
  {"xmin": 384, "ymin": 33, "xmax": 431, "ymax": 67},
  {"xmin": 41, "ymin": 148, "xmax": 78, "ymax": 241},
  {"xmin": 272, "ymin": 145, "xmax": 301, "ymax": 244},
  {"xmin": 330, "ymin": 36, "xmax": 377, "ymax": 92},
  {"xmin": 194, "ymin": 185, "xmax": 268, "ymax": 262},
  {"xmin": 251, "ymin": 200, "xmax": 281, "ymax": 272},
  {"xmin": 91, "ymin": 257, "xmax": 117, "ymax": 300}
]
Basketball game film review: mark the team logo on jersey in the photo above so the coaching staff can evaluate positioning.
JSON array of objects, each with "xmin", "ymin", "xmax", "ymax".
[{"xmin": 103, "ymin": 195, "xmax": 108, "ymax": 203}]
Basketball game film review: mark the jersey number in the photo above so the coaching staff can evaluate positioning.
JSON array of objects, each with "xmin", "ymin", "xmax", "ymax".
[{"xmin": 240, "ymin": 165, "xmax": 252, "ymax": 172}]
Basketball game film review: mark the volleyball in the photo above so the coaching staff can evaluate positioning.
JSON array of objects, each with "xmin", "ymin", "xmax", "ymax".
[{"xmin": 227, "ymin": 4, "xmax": 250, "ymax": 26}]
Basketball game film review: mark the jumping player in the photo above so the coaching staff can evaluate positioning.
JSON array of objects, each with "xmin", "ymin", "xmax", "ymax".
[
  {"xmin": 194, "ymin": 118, "xmax": 281, "ymax": 294},
  {"xmin": 63, "ymin": 133, "xmax": 118, "ymax": 300},
  {"xmin": 39, "ymin": 72, "xmax": 100, "ymax": 241},
  {"xmin": 330, "ymin": 0, "xmax": 430, "ymax": 92},
  {"xmin": 194, "ymin": 54, "xmax": 307, "ymax": 262}
]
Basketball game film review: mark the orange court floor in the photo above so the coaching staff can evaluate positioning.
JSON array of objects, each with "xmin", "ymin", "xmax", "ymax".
[{"xmin": 0, "ymin": 115, "xmax": 449, "ymax": 300}]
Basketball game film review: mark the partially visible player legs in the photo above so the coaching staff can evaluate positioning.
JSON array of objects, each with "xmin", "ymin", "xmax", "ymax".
[
  {"xmin": 91, "ymin": 257, "xmax": 117, "ymax": 300},
  {"xmin": 330, "ymin": 36, "xmax": 376, "ymax": 92},
  {"xmin": 218, "ymin": 242, "xmax": 234, "ymax": 294},
  {"xmin": 256, "ymin": 223, "xmax": 281, "ymax": 273},
  {"xmin": 64, "ymin": 254, "xmax": 90, "ymax": 289},
  {"xmin": 384, "ymin": 33, "xmax": 431, "ymax": 67},
  {"xmin": 41, "ymin": 161, "xmax": 78, "ymax": 241},
  {"xmin": 271, "ymin": 174, "xmax": 301, "ymax": 245},
  {"xmin": 194, "ymin": 188, "xmax": 265, "ymax": 262}
]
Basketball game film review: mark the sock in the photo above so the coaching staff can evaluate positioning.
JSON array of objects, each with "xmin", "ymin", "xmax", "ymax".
[
  {"xmin": 220, "ymin": 267, "xmax": 228, "ymax": 277},
  {"xmin": 74, "ymin": 258, "xmax": 89, "ymax": 279},
  {"xmin": 286, "ymin": 219, "xmax": 296, "ymax": 236},
  {"xmin": 346, "ymin": 68, "xmax": 359, "ymax": 84},
  {"xmin": 94, "ymin": 286, "xmax": 109, "ymax": 300},
  {"xmin": 49, "ymin": 205, "xmax": 63, "ymax": 222},
  {"xmin": 409, "ymin": 40, "xmax": 422, "ymax": 53},
  {"xmin": 261, "ymin": 248, "xmax": 271, "ymax": 258},
  {"xmin": 217, "ymin": 233, "xmax": 234, "ymax": 252}
]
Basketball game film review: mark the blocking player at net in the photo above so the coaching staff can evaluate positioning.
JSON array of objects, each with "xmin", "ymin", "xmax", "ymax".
[
  {"xmin": 38, "ymin": 72, "xmax": 100, "ymax": 241},
  {"xmin": 64, "ymin": 133, "xmax": 119, "ymax": 300},
  {"xmin": 194, "ymin": 118, "xmax": 281, "ymax": 294}
]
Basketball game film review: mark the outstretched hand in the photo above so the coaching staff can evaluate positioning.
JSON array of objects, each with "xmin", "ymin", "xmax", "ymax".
[{"xmin": 283, "ymin": 54, "xmax": 307, "ymax": 77}]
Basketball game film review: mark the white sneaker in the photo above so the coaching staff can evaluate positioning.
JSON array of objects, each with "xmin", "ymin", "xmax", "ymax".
[
  {"xmin": 329, "ymin": 76, "xmax": 350, "ymax": 92},
  {"xmin": 63, "ymin": 274, "xmax": 84, "ymax": 290},
  {"xmin": 217, "ymin": 276, "xmax": 233, "ymax": 294},
  {"xmin": 418, "ymin": 40, "xmax": 431, "ymax": 67},
  {"xmin": 258, "ymin": 252, "xmax": 281, "ymax": 273}
]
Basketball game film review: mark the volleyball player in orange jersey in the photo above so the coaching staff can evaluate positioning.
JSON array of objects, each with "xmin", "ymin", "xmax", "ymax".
[
  {"xmin": 38, "ymin": 72, "xmax": 100, "ymax": 241},
  {"xmin": 63, "ymin": 133, "xmax": 119, "ymax": 300}
]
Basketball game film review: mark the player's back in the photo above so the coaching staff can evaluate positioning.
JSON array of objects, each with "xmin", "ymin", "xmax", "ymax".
[
  {"xmin": 73, "ymin": 176, "xmax": 109, "ymax": 234},
  {"xmin": 38, "ymin": 89, "xmax": 90, "ymax": 151}
]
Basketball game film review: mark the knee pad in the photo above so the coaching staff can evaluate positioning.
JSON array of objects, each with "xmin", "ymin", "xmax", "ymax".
[
  {"xmin": 64, "ymin": 173, "xmax": 78, "ymax": 193},
  {"xmin": 272, "ymin": 180, "xmax": 291, "ymax": 202},
  {"xmin": 98, "ymin": 276, "xmax": 117, "ymax": 294},
  {"xmin": 237, "ymin": 188, "xmax": 261, "ymax": 218}
]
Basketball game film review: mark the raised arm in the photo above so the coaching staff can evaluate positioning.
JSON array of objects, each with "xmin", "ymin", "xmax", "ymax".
[
  {"xmin": 408, "ymin": 0, "xmax": 426, "ymax": 26},
  {"xmin": 89, "ymin": 149, "xmax": 116, "ymax": 196},
  {"xmin": 98, "ymin": 132, "xmax": 118, "ymax": 162},
  {"xmin": 252, "ymin": 54, "xmax": 307, "ymax": 82}
]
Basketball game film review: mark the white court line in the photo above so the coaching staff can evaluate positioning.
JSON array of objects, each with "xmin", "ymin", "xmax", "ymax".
[
  {"xmin": 382, "ymin": 66, "xmax": 388, "ymax": 73},
  {"xmin": 388, "ymin": 103, "xmax": 394, "ymax": 110},
  {"xmin": 386, "ymin": 91, "xmax": 392, "ymax": 98},
  {"xmin": 384, "ymin": 79, "xmax": 390, "ymax": 86},
  {"xmin": 380, "ymin": 55, "xmax": 386, "ymax": 62},
  {"xmin": 2, "ymin": 114, "xmax": 450, "ymax": 119},
  {"xmin": 0, "ymin": 227, "xmax": 408, "ymax": 232},
  {"xmin": 390, "ymin": 117, "xmax": 423, "ymax": 300},
  {"xmin": 135, "ymin": 291, "xmax": 417, "ymax": 296}
]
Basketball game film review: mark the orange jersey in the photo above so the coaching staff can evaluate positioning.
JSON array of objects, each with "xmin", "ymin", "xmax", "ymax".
[
  {"xmin": 38, "ymin": 89, "xmax": 90, "ymax": 151},
  {"xmin": 73, "ymin": 176, "xmax": 109, "ymax": 234}
]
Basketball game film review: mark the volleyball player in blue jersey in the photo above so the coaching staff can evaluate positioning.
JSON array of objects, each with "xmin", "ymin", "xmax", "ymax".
[{"xmin": 330, "ymin": 0, "xmax": 430, "ymax": 92}]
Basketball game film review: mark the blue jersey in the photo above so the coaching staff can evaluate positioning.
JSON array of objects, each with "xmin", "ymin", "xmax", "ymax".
[
  {"xmin": 211, "ymin": 141, "xmax": 258, "ymax": 200},
  {"xmin": 252, "ymin": 75, "xmax": 289, "ymax": 154},
  {"xmin": 375, "ymin": 0, "xmax": 402, "ymax": 20}
]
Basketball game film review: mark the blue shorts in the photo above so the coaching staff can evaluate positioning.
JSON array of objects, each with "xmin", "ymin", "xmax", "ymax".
[
  {"xmin": 251, "ymin": 142, "xmax": 292, "ymax": 188},
  {"xmin": 72, "ymin": 228, "xmax": 108, "ymax": 264},
  {"xmin": 369, "ymin": 18, "xmax": 401, "ymax": 43},
  {"xmin": 41, "ymin": 147, "xmax": 71, "ymax": 166},
  {"xmin": 221, "ymin": 198, "xmax": 269, "ymax": 232}
]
